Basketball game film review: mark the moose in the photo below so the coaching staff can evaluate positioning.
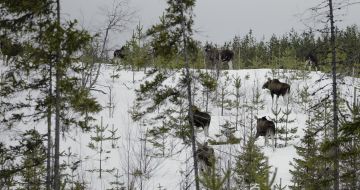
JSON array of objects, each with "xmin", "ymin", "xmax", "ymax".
[
  {"xmin": 305, "ymin": 52, "xmax": 319, "ymax": 71},
  {"xmin": 113, "ymin": 46, "xmax": 128, "ymax": 59},
  {"xmin": 196, "ymin": 142, "xmax": 215, "ymax": 171},
  {"xmin": 0, "ymin": 37, "xmax": 23, "ymax": 65},
  {"xmin": 190, "ymin": 106, "xmax": 211, "ymax": 137},
  {"xmin": 262, "ymin": 78, "xmax": 290, "ymax": 106},
  {"xmin": 255, "ymin": 116, "xmax": 276, "ymax": 148},
  {"xmin": 204, "ymin": 44, "xmax": 234, "ymax": 70}
]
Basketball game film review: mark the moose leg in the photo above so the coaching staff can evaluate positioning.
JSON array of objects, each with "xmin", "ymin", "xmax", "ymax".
[
  {"xmin": 270, "ymin": 132, "xmax": 275, "ymax": 150},
  {"xmin": 204, "ymin": 125, "xmax": 209, "ymax": 137},
  {"xmin": 228, "ymin": 60, "xmax": 233, "ymax": 70},
  {"xmin": 264, "ymin": 133, "xmax": 268, "ymax": 146},
  {"xmin": 283, "ymin": 93, "xmax": 288, "ymax": 105},
  {"xmin": 305, "ymin": 60, "xmax": 309, "ymax": 71}
]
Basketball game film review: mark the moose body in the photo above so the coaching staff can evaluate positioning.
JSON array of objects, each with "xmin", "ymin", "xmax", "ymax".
[
  {"xmin": 262, "ymin": 78, "xmax": 290, "ymax": 105},
  {"xmin": 204, "ymin": 44, "xmax": 234, "ymax": 70},
  {"xmin": 0, "ymin": 38, "xmax": 23, "ymax": 65},
  {"xmin": 256, "ymin": 116, "xmax": 275, "ymax": 148},
  {"xmin": 191, "ymin": 106, "xmax": 211, "ymax": 137},
  {"xmin": 113, "ymin": 46, "xmax": 128, "ymax": 59},
  {"xmin": 196, "ymin": 142, "xmax": 215, "ymax": 171},
  {"xmin": 305, "ymin": 52, "xmax": 319, "ymax": 71}
]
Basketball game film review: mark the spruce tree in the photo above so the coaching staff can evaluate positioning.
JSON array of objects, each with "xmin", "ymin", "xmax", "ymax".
[
  {"xmin": 234, "ymin": 138, "xmax": 274, "ymax": 190},
  {"xmin": 289, "ymin": 111, "xmax": 331, "ymax": 189},
  {"xmin": 133, "ymin": 0, "xmax": 201, "ymax": 189},
  {"xmin": 338, "ymin": 96, "xmax": 360, "ymax": 189},
  {"xmin": 199, "ymin": 164, "xmax": 231, "ymax": 190},
  {"xmin": 88, "ymin": 117, "xmax": 119, "ymax": 178},
  {"xmin": 18, "ymin": 129, "xmax": 47, "ymax": 190},
  {"xmin": 216, "ymin": 72, "xmax": 232, "ymax": 116},
  {"xmin": 277, "ymin": 91, "xmax": 298, "ymax": 147},
  {"xmin": 1, "ymin": 1, "xmax": 102, "ymax": 189},
  {"xmin": 198, "ymin": 71, "xmax": 217, "ymax": 112}
]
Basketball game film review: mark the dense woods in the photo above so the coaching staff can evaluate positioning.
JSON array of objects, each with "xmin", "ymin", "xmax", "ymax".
[{"xmin": 1, "ymin": 0, "xmax": 360, "ymax": 189}]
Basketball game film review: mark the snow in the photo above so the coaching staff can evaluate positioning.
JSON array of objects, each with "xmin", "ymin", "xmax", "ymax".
[{"xmin": 1, "ymin": 62, "xmax": 359, "ymax": 189}]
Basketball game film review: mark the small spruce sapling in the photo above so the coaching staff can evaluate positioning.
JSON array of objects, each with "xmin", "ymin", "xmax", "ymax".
[
  {"xmin": 234, "ymin": 137, "xmax": 275, "ymax": 190},
  {"xmin": 277, "ymin": 87, "xmax": 298, "ymax": 147},
  {"xmin": 88, "ymin": 117, "xmax": 120, "ymax": 178},
  {"xmin": 108, "ymin": 169, "xmax": 126, "ymax": 190},
  {"xmin": 199, "ymin": 164, "xmax": 231, "ymax": 190},
  {"xmin": 198, "ymin": 71, "xmax": 217, "ymax": 112},
  {"xmin": 216, "ymin": 72, "xmax": 232, "ymax": 116}
]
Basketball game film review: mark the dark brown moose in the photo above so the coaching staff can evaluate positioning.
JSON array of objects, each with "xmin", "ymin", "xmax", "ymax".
[
  {"xmin": 204, "ymin": 44, "xmax": 234, "ymax": 70},
  {"xmin": 196, "ymin": 142, "xmax": 215, "ymax": 171},
  {"xmin": 305, "ymin": 52, "xmax": 319, "ymax": 71},
  {"xmin": 255, "ymin": 116, "xmax": 275, "ymax": 148},
  {"xmin": 113, "ymin": 46, "xmax": 127, "ymax": 59},
  {"xmin": 262, "ymin": 78, "xmax": 290, "ymax": 106},
  {"xmin": 190, "ymin": 106, "xmax": 211, "ymax": 137}
]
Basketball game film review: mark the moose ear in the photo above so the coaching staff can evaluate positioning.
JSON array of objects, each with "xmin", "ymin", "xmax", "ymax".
[{"xmin": 268, "ymin": 78, "xmax": 271, "ymax": 81}]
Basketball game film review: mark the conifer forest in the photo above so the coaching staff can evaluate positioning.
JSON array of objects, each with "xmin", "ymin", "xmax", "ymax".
[{"xmin": 1, "ymin": 0, "xmax": 360, "ymax": 189}]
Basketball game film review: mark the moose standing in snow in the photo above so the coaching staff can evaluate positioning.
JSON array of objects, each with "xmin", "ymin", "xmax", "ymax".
[
  {"xmin": 190, "ymin": 106, "xmax": 211, "ymax": 137},
  {"xmin": 196, "ymin": 142, "xmax": 215, "ymax": 172},
  {"xmin": 262, "ymin": 78, "xmax": 290, "ymax": 106},
  {"xmin": 113, "ymin": 46, "xmax": 128, "ymax": 59},
  {"xmin": 204, "ymin": 44, "xmax": 234, "ymax": 71},
  {"xmin": 255, "ymin": 116, "xmax": 276, "ymax": 148},
  {"xmin": 305, "ymin": 52, "xmax": 319, "ymax": 71}
]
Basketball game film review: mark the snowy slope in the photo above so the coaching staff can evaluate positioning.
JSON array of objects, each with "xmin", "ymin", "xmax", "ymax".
[{"xmin": 1, "ymin": 63, "xmax": 359, "ymax": 190}]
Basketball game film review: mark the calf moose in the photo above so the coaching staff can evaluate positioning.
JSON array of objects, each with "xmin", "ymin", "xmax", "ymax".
[
  {"xmin": 255, "ymin": 116, "xmax": 276, "ymax": 148},
  {"xmin": 262, "ymin": 78, "xmax": 290, "ymax": 106}
]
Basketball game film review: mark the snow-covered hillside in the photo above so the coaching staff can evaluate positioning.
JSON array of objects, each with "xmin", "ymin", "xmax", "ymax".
[{"xmin": 1, "ymin": 64, "xmax": 359, "ymax": 190}]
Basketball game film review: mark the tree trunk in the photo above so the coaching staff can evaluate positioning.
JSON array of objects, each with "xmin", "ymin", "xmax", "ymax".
[
  {"xmin": 180, "ymin": 3, "xmax": 200, "ymax": 190},
  {"xmin": 328, "ymin": 1, "xmax": 339, "ymax": 189},
  {"xmin": 54, "ymin": 0, "xmax": 62, "ymax": 189},
  {"xmin": 46, "ymin": 62, "xmax": 53, "ymax": 190}
]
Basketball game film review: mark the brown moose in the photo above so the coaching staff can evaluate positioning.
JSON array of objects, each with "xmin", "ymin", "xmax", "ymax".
[
  {"xmin": 255, "ymin": 116, "xmax": 276, "ymax": 148},
  {"xmin": 196, "ymin": 142, "xmax": 215, "ymax": 172},
  {"xmin": 262, "ymin": 78, "xmax": 290, "ymax": 106},
  {"xmin": 190, "ymin": 106, "xmax": 211, "ymax": 137}
]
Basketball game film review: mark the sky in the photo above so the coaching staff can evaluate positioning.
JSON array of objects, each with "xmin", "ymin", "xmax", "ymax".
[{"xmin": 61, "ymin": 0, "xmax": 360, "ymax": 47}]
